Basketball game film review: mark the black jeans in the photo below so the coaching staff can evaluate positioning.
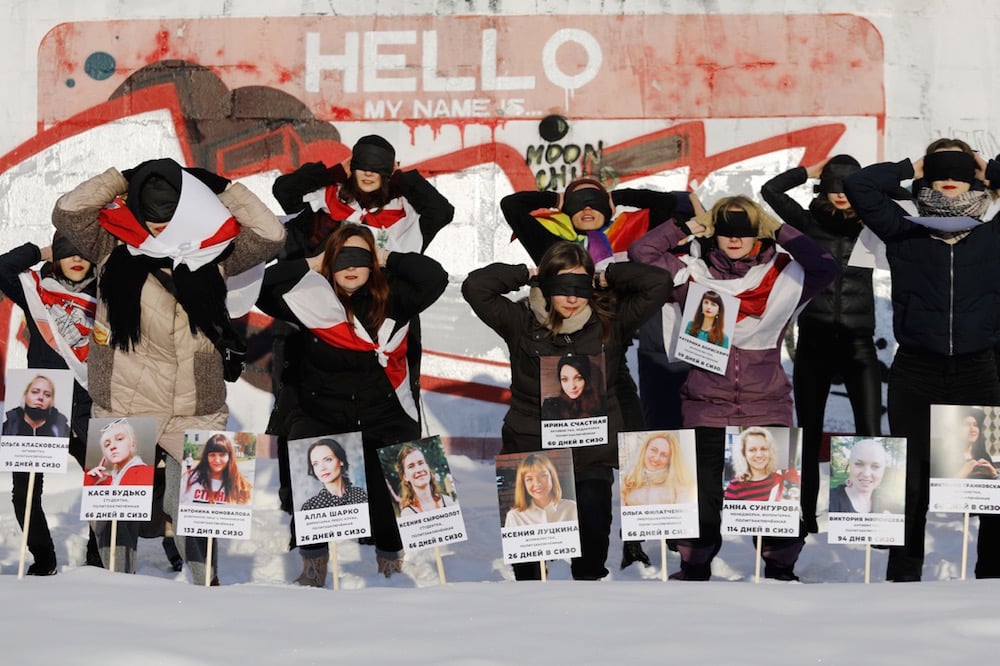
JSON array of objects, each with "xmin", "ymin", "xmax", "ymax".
[
  {"xmin": 11, "ymin": 433, "xmax": 87, "ymax": 565},
  {"xmin": 794, "ymin": 325, "xmax": 882, "ymax": 532},
  {"xmin": 885, "ymin": 347, "xmax": 1000, "ymax": 581}
]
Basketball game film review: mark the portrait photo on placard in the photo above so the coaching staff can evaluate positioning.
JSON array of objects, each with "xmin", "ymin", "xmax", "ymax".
[
  {"xmin": 829, "ymin": 436, "xmax": 906, "ymax": 515},
  {"xmin": 680, "ymin": 283, "xmax": 736, "ymax": 349},
  {"xmin": 378, "ymin": 436, "xmax": 458, "ymax": 516},
  {"xmin": 83, "ymin": 417, "xmax": 157, "ymax": 487},
  {"xmin": 496, "ymin": 449, "xmax": 578, "ymax": 528},
  {"xmin": 930, "ymin": 405, "xmax": 1000, "ymax": 480},
  {"xmin": 619, "ymin": 430, "xmax": 698, "ymax": 507},
  {"xmin": 723, "ymin": 426, "xmax": 801, "ymax": 502},
  {"xmin": 289, "ymin": 432, "xmax": 368, "ymax": 511},
  {"xmin": 539, "ymin": 353, "xmax": 607, "ymax": 421},
  {"xmin": 2, "ymin": 368, "xmax": 74, "ymax": 440},
  {"xmin": 179, "ymin": 431, "xmax": 256, "ymax": 506}
]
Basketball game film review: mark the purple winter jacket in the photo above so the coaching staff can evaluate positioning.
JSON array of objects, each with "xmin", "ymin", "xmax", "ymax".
[{"xmin": 628, "ymin": 223, "xmax": 839, "ymax": 427}]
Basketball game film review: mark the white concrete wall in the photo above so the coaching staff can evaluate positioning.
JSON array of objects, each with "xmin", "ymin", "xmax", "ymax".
[{"xmin": 0, "ymin": 1, "xmax": 997, "ymax": 442}]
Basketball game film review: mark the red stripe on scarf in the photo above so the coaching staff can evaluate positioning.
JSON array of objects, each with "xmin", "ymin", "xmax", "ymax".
[
  {"xmin": 30, "ymin": 273, "xmax": 97, "ymax": 318},
  {"xmin": 99, "ymin": 200, "xmax": 153, "ymax": 247},
  {"xmin": 325, "ymin": 191, "xmax": 407, "ymax": 229},
  {"xmin": 200, "ymin": 216, "xmax": 239, "ymax": 248},
  {"xmin": 307, "ymin": 321, "xmax": 409, "ymax": 390},
  {"xmin": 384, "ymin": 337, "xmax": 409, "ymax": 389},
  {"xmin": 310, "ymin": 321, "xmax": 377, "ymax": 353},
  {"xmin": 734, "ymin": 254, "xmax": 792, "ymax": 320}
]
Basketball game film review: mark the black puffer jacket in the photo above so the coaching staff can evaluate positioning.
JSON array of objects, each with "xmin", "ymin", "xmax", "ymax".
[
  {"xmin": 761, "ymin": 167, "xmax": 875, "ymax": 335},
  {"xmin": 257, "ymin": 252, "xmax": 447, "ymax": 433},
  {"xmin": 461, "ymin": 260, "xmax": 671, "ymax": 469},
  {"xmin": 844, "ymin": 159, "xmax": 1000, "ymax": 356}
]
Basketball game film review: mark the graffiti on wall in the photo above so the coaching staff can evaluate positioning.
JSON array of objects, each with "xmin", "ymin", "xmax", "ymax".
[{"xmin": 0, "ymin": 14, "xmax": 887, "ymax": 436}]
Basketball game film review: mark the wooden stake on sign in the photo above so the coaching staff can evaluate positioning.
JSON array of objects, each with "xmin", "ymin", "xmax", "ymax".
[
  {"xmin": 754, "ymin": 537, "xmax": 762, "ymax": 583},
  {"xmin": 865, "ymin": 545, "xmax": 871, "ymax": 584},
  {"xmin": 661, "ymin": 540, "xmax": 668, "ymax": 582},
  {"xmin": 540, "ymin": 559, "xmax": 547, "ymax": 582},
  {"xmin": 16, "ymin": 472, "xmax": 37, "ymax": 579},
  {"xmin": 961, "ymin": 512, "xmax": 970, "ymax": 580},
  {"xmin": 108, "ymin": 519, "xmax": 120, "ymax": 572},
  {"xmin": 434, "ymin": 546, "xmax": 446, "ymax": 584},
  {"xmin": 204, "ymin": 537, "xmax": 214, "ymax": 587},
  {"xmin": 331, "ymin": 541, "xmax": 340, "ymax": 591}
]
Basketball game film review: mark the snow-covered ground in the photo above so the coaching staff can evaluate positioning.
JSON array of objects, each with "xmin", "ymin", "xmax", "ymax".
[{"xmin": 1, "ymin": 451, "xmax": 993, "ymax": 664}]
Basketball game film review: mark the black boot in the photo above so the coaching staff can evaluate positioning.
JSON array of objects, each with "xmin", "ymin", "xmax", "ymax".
[{"xmin": 620, "ymin": 541, "xmax": 651, "ymax": 569}]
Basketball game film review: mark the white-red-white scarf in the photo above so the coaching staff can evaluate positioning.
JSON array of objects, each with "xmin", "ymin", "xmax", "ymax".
[
  {"xmin": 313, "ymin": 185, "xmax": 422, "ymax": 253},
  {"xmin": 17, "ymin": 271, "xmax": 96, "ymax": 386},
  {"xmin": 281, "ymin": 270, "xmax": 416, "ymax": 421},
  {"xmin": 677, "ymin": 252, "xmax": 805, "ymax": 351},
  {"xmin": 99, "ymin": 171, "xmax": 259, "ymax": 317},
  {"xmin": 100, "ymin": 171, "xmax": 238, "ymax": 269}
]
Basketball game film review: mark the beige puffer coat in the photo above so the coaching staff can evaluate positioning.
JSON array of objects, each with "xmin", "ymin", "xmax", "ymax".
[{"xmin": 52, "ymin": 168, "xmax": 285, "ymax": 459}]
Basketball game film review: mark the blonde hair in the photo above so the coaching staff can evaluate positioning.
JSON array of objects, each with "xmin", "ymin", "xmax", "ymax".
[
  {"xmin": 512, "ymin": 453, "xmax": 563, "ymax": 511},
  {"xmin": 622, "ymin": 432, "xmax": 692, "ymax": 493},
  {"xmin": 732, "ymin": 426, "xmax": 778, "ymax": 482}
]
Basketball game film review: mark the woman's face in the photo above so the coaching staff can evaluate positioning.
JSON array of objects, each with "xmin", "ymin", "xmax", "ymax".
[
  {"xmin": 24, "ymin": 378, "xmax": 54, "ymax": 410},
  {"xmin": 403, "ymin": 450, "xmax": 431, "ymax": 489},
  {"xmin": 744, "ymin": 435, "xmax": 772, "ymax": 475},
  {"xmin": 550, "ymin": 266, "xmax": 590, "ymax": 319},
  {"xmin": 701, "ymin": 298, "xmax": 720, "ymax": 318},
  {"xmin": 643, "ymin": 437, "xmax": 672, "ymax": 472},
  {"xmin": 932, "ymin": 178, "xmax": 971, "ymax": 197},
  {"xmin": 353, "ymin": 169, "xmax": 383, "ymax": 194},
  {"xmin": 333, "ymin": 235, "xmax": 372, "ymax": 295},
  {"xmin": 311, "ymin": 445, "xmax": 343, "ymax": 484},
  {"xmin": 717, "ymin": 235, "xmax": 756, "ymax": 261},
  {"xmin": 559, "ymin": 363, "xmax": 586, "ymax": 401},
  {"xmin": 101, "ymin": 424, "xmax": 136, "ymax": 466},
  {"xmin": 207, "ymin": 447, "xmax": 230, "ymax": 477},
  {"xmin": 848, "ymin": 440, "xmax": 887, "ymax": 494},
  {"xmin": 965, "ymin": 415, "xmax": 982, "ymax": 443},
  {"xmin": 309, "ymin": 445, "xmax": 343, "ymax": 483},
  {"xmin": 826, "ymin": 192, "xmax": 852, "ymax": 210},
  {"xmin": 930, "ymin": 147, "xmax": 973, "ymax": 198},
  {"xmin": 570, "ymin": 207, "xmax": 606, "ymax": 231},
  {"xmin": 523, "ymin": 466, "xmax": 554, "ymax": 506},
  {"xmin": 58, "ymin": 255, "xmax": 93, "ymax": 283}
]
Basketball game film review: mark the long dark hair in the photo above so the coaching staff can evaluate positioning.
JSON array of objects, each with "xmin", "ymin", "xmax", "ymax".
[
  {"xmin": 319, "ymin": 225, "xmax": 389, "ymax": 332},
  {"xmin": 338, "ymin": 171, "xmax": 392, "ymax": 211},
  {"xmin": 552, "ymin": 354, "xmax": 604, "ymax": 417},
  {"xmin": 536, "ymin": 241, "xmax": 614, "ymax": 341},
  {"xmin": 689, "ymin": 290, "xmax": 726, "ymax": 346},
  {"xmin": 185, "ymin": 433, "xmax": 252, "ymax": 504},
  {"xmin": 306, "ymin": 438, "xmax": 352, "ymax": 487},
  {"xmin": 964, "ymin": 407, "xmax": 990, "ymax": 461}
]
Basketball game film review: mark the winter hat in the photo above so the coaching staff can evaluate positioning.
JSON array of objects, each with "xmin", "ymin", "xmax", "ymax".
[
  {"xmin": 51, "ymin": 231, "xmax": 83, "ymax": 261},
  {"xmin": 815, "ymin": 155, "xmax": 861, "ymax": 194},
  {"xmin": 350, "ymin": 135, "xmax": 396, "ymax": 176},
  {"xmin": 125, "ymin": 158, "xmax": 183, "ymax": 226}
]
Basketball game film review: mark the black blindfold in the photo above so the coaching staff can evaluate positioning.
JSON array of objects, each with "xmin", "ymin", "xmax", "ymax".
[
  {"xmin": 924, "ymin": 151, "xmax": 977, "ymax": 185},
  {"xmin": 540, "ymin": 273, "xmax": 594, "ymax": 299},
  {"xmin": 333, "ymin": 246, "xmax": 373, "ymax": 271},
  {"xmin": 562, "ymin": 188, "xmax": 613, "ymax": 224},
  {"xmin": 714, "ymin": 209, "xmax": 756, "ymax": 238}
]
